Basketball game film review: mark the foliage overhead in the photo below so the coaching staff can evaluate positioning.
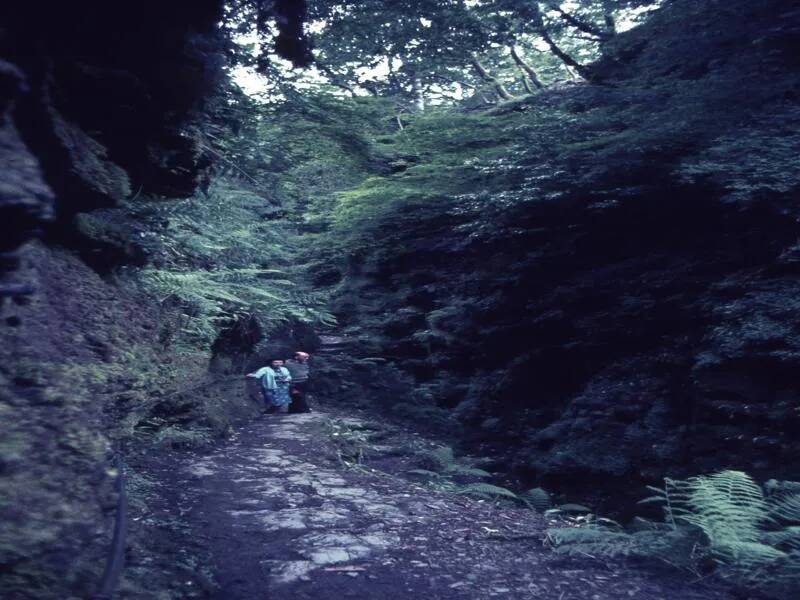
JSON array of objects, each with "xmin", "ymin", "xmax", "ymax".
[{"xmin": 233, "ymin": 0, "xmax": 659, "ymax": 106}]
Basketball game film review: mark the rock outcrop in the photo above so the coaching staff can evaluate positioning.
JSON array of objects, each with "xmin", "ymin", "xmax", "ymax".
[
  {"xmin": 326, "ymin": 0, "xmax": 800, "ymax": 506},
  {"xmin": 0, "ymin": 2, "xmax": 317, "ymax": 593},
  {"xmin": 0, "ymin": 2, "xmax": 226, "ymax": 596},
  {"xmin": 0, "ymin": 0, "xmax": 224, "ymax": 284}
]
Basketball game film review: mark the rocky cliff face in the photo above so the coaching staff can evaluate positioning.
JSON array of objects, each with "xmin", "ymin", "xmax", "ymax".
[
  {"xmin": 325, "ymin": 0, "xmax": 800, "ymax": 506},
  {"xmin": 0, "ymin": 1, "xmax": 224, "ymax": 279},
  {"xmin": 0, "ymin": 1, "xmax": 320, "ymax": 592},
  {"xmin": 0, "ymin": 2, "xmax": 227, "ymax": 596}
]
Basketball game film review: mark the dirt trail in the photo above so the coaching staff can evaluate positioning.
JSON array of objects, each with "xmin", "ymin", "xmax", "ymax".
[{"xmin": 144, "ymin": 411, "xmax": 730, "ymax": 599}]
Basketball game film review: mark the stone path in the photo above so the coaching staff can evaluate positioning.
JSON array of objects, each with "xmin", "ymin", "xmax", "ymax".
[{"xmin": 160, "ymin": 412, "xmax": 732, "ymax": 599}]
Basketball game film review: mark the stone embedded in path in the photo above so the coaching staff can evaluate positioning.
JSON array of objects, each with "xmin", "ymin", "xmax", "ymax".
[
  {"xmin": 187, "ymin": 462, "xmax": 216, "ymax": 477},
  {"xmin": 266, "ymin": 560, "xmax": 315, "ymax": 584},
  {"xmin": 258, "ymin": 509, "xmax": 308, "ymax": 530},
  {"xmin": 317, "ymin": 476, "xmax": 347, "ymax": 486},
  {"xmin": 249, "ymin": 448, "xmax": 286, "ymax": 464},
  {"xmin": 263, "ymin": 529, "xmax": 404, "ymax": 584},
  {"xmin": 309, "ymin": 547, "xmax": 355, "ymax": 565},
  {"xmin": 164, "ymin": 408, "xmax": 731, "ymax": 599},
  {"xmin": 358, "ymin": 502, "xmax": 405, "ymax": 520},
  {"xmin": 324, "ymin": 486, "xmax": 368, "ymax": 499},
  {"xmin": 270, "ymin": 428, "xmax": 313, "ymax": 441},
  {"xmin": 298, "ymin": 531, "xmax": 399, "ymax": 567},
  {"xmin": 250, "ymin": 506, "xmax": 352, "ymax": 531}
]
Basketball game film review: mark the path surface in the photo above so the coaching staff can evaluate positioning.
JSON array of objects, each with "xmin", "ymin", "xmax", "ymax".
[{"xmin": 151, "ymin": 412, "xmax": 730, "ymax": 599}]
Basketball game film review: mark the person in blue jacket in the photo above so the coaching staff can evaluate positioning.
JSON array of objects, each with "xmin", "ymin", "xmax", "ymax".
[{"xmin": 247, "ymin": 358, "xmax": 292, "ymax": 413}]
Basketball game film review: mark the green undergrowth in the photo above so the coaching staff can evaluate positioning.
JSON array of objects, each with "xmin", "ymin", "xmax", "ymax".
[
  {"xmin": 547, "ymin": 471, "xmax": 800, "ymax": 599},
  {"xmin": 111, "ymin": 179, "xmax": 337, "ymax": 354},
  {"xmin": 323, "ymin": 417, "xmax": 522, "ymax": 502},
  {"xmin": 325, "ymin": 418, "xmax": 375, "ymax": 467},
  {"xmin": 121, "ymin": 467, "xmax": 216, "ymax": 598},
  {"xmin": 408, "ymin": 445, "xmax": 519, "ymax": 502},
  {"xmin": 327, "ymin": 107, "xmax": 536, "ymax": 256}
]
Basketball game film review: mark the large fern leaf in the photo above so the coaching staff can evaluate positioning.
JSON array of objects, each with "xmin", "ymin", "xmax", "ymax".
[
  {"xmin": 552, "ymin": 470, "xmax": 800, "ymax": 598},
  {"xmin": 769, "ymin": 492, "xmax": 800, "ymax": 523},
  {"xmin": 522, "ymin": 487, "xmax": 551, "ymax": 512},
  {"xmin": 455, "ymin": 483, "xmax": 519, "ymax": 500},
  {"xmin": 683, "ymin": 471, "xmax": 771, "ymax": 546}
]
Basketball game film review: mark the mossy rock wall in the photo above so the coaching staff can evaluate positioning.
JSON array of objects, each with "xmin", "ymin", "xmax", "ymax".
[{"xmin": 320, "ymin": 0, "xmax": 800, "ymax": 503}]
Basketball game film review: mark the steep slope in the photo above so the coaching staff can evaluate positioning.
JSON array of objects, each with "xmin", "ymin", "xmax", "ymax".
[
  {"xmin": 0, "ymin": 3, "xmax": 225, "ymax": 595},
  {"xmin": 0, "ymin": 3, "xmax": 314, "ymax": 597},
  {"xmin": 314, "ymin": 0, "xmax": 800, "ymax": 504}
]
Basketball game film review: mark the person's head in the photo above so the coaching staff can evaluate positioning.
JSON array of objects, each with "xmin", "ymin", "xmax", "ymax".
[
  {"xmin": 270, "ymin": 359, "xmax": 284, "ymax": 368},
  {"xmin": 294, "ymin": 351, "xmax": 309, "ymax": 363}
]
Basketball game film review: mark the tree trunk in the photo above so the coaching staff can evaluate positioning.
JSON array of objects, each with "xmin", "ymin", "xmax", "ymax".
[
  {"xmin": 546, "ymin": 2, "xmax": 612, "ymax": 40},
  {"xmin": 479, "ymin": 90, "xmax": 494, "ymax": 104},
  {"xmin": 469, "ymin": 54, "xmax": 513, "ymax": 100},
  {"xmin": 529, "ymin": 4, "xmax": 595, "ymax": 80},
  {"xmin": 541, "ymin": 29, "xmax": 591, "ymax": 78},
  {"xmin": 315, "ymin": 61, "xmax": 357, "ymax": 95},
  {"xmin": 509, "ymin": 46, "xmax": 544, "ymax": 90},
  {"xmin": 411, "ymin": 76, "xmax": 425, "ymax": 111},
  {"xmin": 362, "ymin": 82, "xmax": 379, "ymax": 97},
  {"xmin": 602, "ymin": 0, "xmax": 617, "ymax": 34},
  {"xmin": 530, "ymin": 6, "xmax": 592, "ymax": 80},
  {"xmin": 520, "ymin": 75, "xmax": 534, "ymax": 94}
]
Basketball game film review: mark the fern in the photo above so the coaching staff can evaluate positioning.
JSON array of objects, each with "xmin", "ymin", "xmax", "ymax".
[
  {"xmin": 549, "ymin": 471, "xmax": 800, "ymax": 599},
  {"xmin": 770, "ymin": 492, "xmax": 800, "ymax": 523},
  {"xmin": 410, "ymin": 445, "xmax": 520, "ymax": 501},
  {"xmin": 522, "ymin": 487, "xmax": 552, "ymax": 512},
  {"xmin": 547, "ymin": 526, "xmax": 638, "ymax": 557},
  {"xmin": 763, "ymin": 527, "xmax": 800, "ymax": 552},
  {"xmin": 126, "ymin": 177, "xmax": 339, "ymax": 353},
  {"xmin": 546, "ymin": 526, "xmax": 706, "ymax": 570},
  {"xmin": 455, "ymin": 483, "xmax": 519, "ymax": 500},
  {"xmin": 417, "ymin": 445, "xmax": 490, "ymax": 478},
  {"xmin": 449, "ymin": 465, "xmax": 493, "ymax": 478},
  {"xmin": 639, "ymin": 477, "xmax": 695, "ymax": 528},
  {"xmin": 324, "ymin": 418, "xmax": 371, "ymax": 467},
  {"xmin": 427, "ymin": 445, "xmax": 455, "ymax": 469},
  {"xmin": 155, "ymin": 426, "xmax": 214, "ymax": 449},
  {"xmin": 406, "ymin": 469, "xmax": 442, "ymax": 479},
  {"xmin": 551, "ymin": 503, "xmax": 592, "ymax": 515}
]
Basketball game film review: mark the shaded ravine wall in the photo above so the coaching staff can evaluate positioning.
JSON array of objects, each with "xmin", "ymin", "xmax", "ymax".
[
  {"xmin": 0, "ymin": 1, "xmax": 323, "ymax": 593},
  {"xmin": 320, "ymin": 0, "xmax": 800, "ymax": 509},
  {"xmin": 0, "ymin": 3, "xmax": 233, "ymax": 597}
]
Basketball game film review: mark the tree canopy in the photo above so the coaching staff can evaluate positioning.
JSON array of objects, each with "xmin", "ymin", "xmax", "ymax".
[{"xmin": 233, "ymin": 0, "xmax": 659, "ymax": 107}]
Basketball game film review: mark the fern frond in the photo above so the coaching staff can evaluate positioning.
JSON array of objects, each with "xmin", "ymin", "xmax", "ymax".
[
  {"xmin": 547, "ymin": 526, "xmax": 636, "ymax": 557},
  {"xmin": 551, "ymin": 471, "xmax": 800, "ymax": 596},
  {"xmin": 406, "ymin": 469, "xmax": 441, "ymax": 479},
  {"xmin": 455, "ymin": 483, "xmax": 519, "ymax": 500},
  {"xmin": 431, "ymin": 445, "xmax": 455, "ymax": 466},
  {"xmin": 682, "ymin": 471, "xmax": 773, "ymax": 552},
  {"xmin": 769, "ymin": 492, "xmax": 800, "ymax": 523},
  {"xmin": 716, "ymin": 541, "xmax": 787, "ymax": 569},
  {"xmin": 448, "ymin": 465, "xmax": 492, "ymax": 478},
  {"xmin": 548, "ymin": 525, "xmax": 706, "ymax": 570},
  {"xmin": 522, "ymin": 487, "xmax": 551, "ymax": 512},
  {"xmin": 762, "ymin": 527, "xmax": 800, "ymax": 551}
]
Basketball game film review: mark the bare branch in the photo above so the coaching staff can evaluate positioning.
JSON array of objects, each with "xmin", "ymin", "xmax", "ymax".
[
  {"xmin": 545, "ymin": 1, "xmax": 613, "ymax": 40},
  {"xmin": 532, "ymin": 6, "xmax": 593, "ymax": 80},
  {"xmin": 469, "ymin": 53, "xmax": 514, "ymax": 100},
  {"xmin": 509, "ymin": 46, "xmax": 545, "ymax": 90}
]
